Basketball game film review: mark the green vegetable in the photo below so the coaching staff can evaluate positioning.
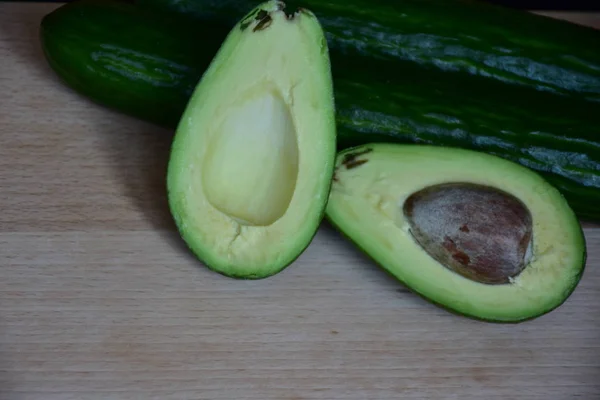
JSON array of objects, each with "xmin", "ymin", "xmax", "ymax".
[
  {"xmin": 137, "ymin": 0, "xmax": 600, "ymax": 102},
  {"xmin": 166, "ymin": 1, "xmax": 337, "ymax": 278},
  {"xmin": 40, "ymin": 0, "xmax": 600, "ymax": 222},
  {"xmin": 326, "ymin": 143, "xmax": 586, "ymax": 322},
  {"xmin": 40, "ymin": 0, "xmax": 230, "ymax": 128}
]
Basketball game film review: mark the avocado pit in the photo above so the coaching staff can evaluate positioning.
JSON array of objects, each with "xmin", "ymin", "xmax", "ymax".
[{"xmin": 403, "ymin": 183, "xmax": 533, "ymax": 284}]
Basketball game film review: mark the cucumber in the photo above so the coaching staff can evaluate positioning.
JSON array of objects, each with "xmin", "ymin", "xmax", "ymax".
[
  {"xmin": 40, "ymin": 0, "xmax": 231, "ymax": 128},
  {"xmin": 137, "ymin": 0, "xmax": 600, "ymax": 103},
  {"xmin": 40, "ymin": 0, "xmax": 600, "ymax": 222}
]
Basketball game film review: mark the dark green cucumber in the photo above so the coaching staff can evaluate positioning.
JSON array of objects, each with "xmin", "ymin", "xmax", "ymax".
[
  {"xmin": 40, "ymin": 0, "xmax": 230, "ymax": 128},
  {"xmin": 40, "ymin": 0, "xmax": 600, "ymax": 222},
  {"xmin": 332, "ymin": 54, "xmax": 600, "ymax": 221},
  {"xmin": 137, "ymin": 0, "xmax": 600, "ymax": 103}
]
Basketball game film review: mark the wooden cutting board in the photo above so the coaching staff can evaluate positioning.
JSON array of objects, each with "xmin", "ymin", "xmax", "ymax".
[{"xmin": 1, "ymin": 3, "xmax": 599, "ymax": 399}]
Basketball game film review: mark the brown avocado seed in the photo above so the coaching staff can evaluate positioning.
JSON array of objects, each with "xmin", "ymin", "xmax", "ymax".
[{"xmin": 403, "ymin": 183, "xmax": 533, "ymax": 284}]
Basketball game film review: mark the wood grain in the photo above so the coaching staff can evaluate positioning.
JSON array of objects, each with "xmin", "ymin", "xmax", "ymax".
[{"xmin": 1, "ymin": 3, "xmax": 599, "ymax": 400}]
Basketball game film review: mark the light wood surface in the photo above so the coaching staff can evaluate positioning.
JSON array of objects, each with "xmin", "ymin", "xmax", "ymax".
[{"xmin": 1, "ymin": 3, "xmax": 599, "ymax": 399}]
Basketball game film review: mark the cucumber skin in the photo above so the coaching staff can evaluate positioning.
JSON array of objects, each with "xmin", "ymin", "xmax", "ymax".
[
  {"xmin": 40, "ymin": 0, "xmax": 230, "ymax": 128},
  {"xmin": 40, "ymin": 0, "xmax": 600, "ymax": 222},
  {"xmin": 137, "ymin": 0, "xmax": 600, "ymax": 103}
]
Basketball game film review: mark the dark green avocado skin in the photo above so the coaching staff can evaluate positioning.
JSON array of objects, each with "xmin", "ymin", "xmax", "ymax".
[{"xmin": 41, "ymin": 0, "xmax": 600, "ymax": 221}]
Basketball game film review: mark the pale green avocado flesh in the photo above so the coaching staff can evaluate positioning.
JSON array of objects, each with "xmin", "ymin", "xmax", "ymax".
[
  {"xmin": 326, "ymin": 143, "xmax": 586, "ymax": 322},
  {"xmin": 167, "ymin": 1, "xmax": 336, "ymax": 278}
]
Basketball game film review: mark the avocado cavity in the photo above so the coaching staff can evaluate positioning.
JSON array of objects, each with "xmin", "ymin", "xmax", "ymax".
[
  {"xmin": 404, "ymin": 183, "xmax": 533, "ymax": 285},
  {"xmin": 201, "ymin": 84, "xmax": 299, "ymax": 226}
]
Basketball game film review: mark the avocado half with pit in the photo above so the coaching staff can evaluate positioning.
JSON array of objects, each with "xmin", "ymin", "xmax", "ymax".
[
  {"xmin": 326, "ymin": 143, "xmax": 586, "ymax": 322},
  {"xmin": 166, "ymin": 1, "xmax": 336, "ymax": 278}
]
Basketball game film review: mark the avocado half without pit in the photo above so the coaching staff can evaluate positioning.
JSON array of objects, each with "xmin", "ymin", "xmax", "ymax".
[
  {"xmin": 326, "ymin": 144, "xmax": 587, "ymax": 322},
  {"xmin": 166, "ymin": 1, "xmax": 336, "ymax": 278}
]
